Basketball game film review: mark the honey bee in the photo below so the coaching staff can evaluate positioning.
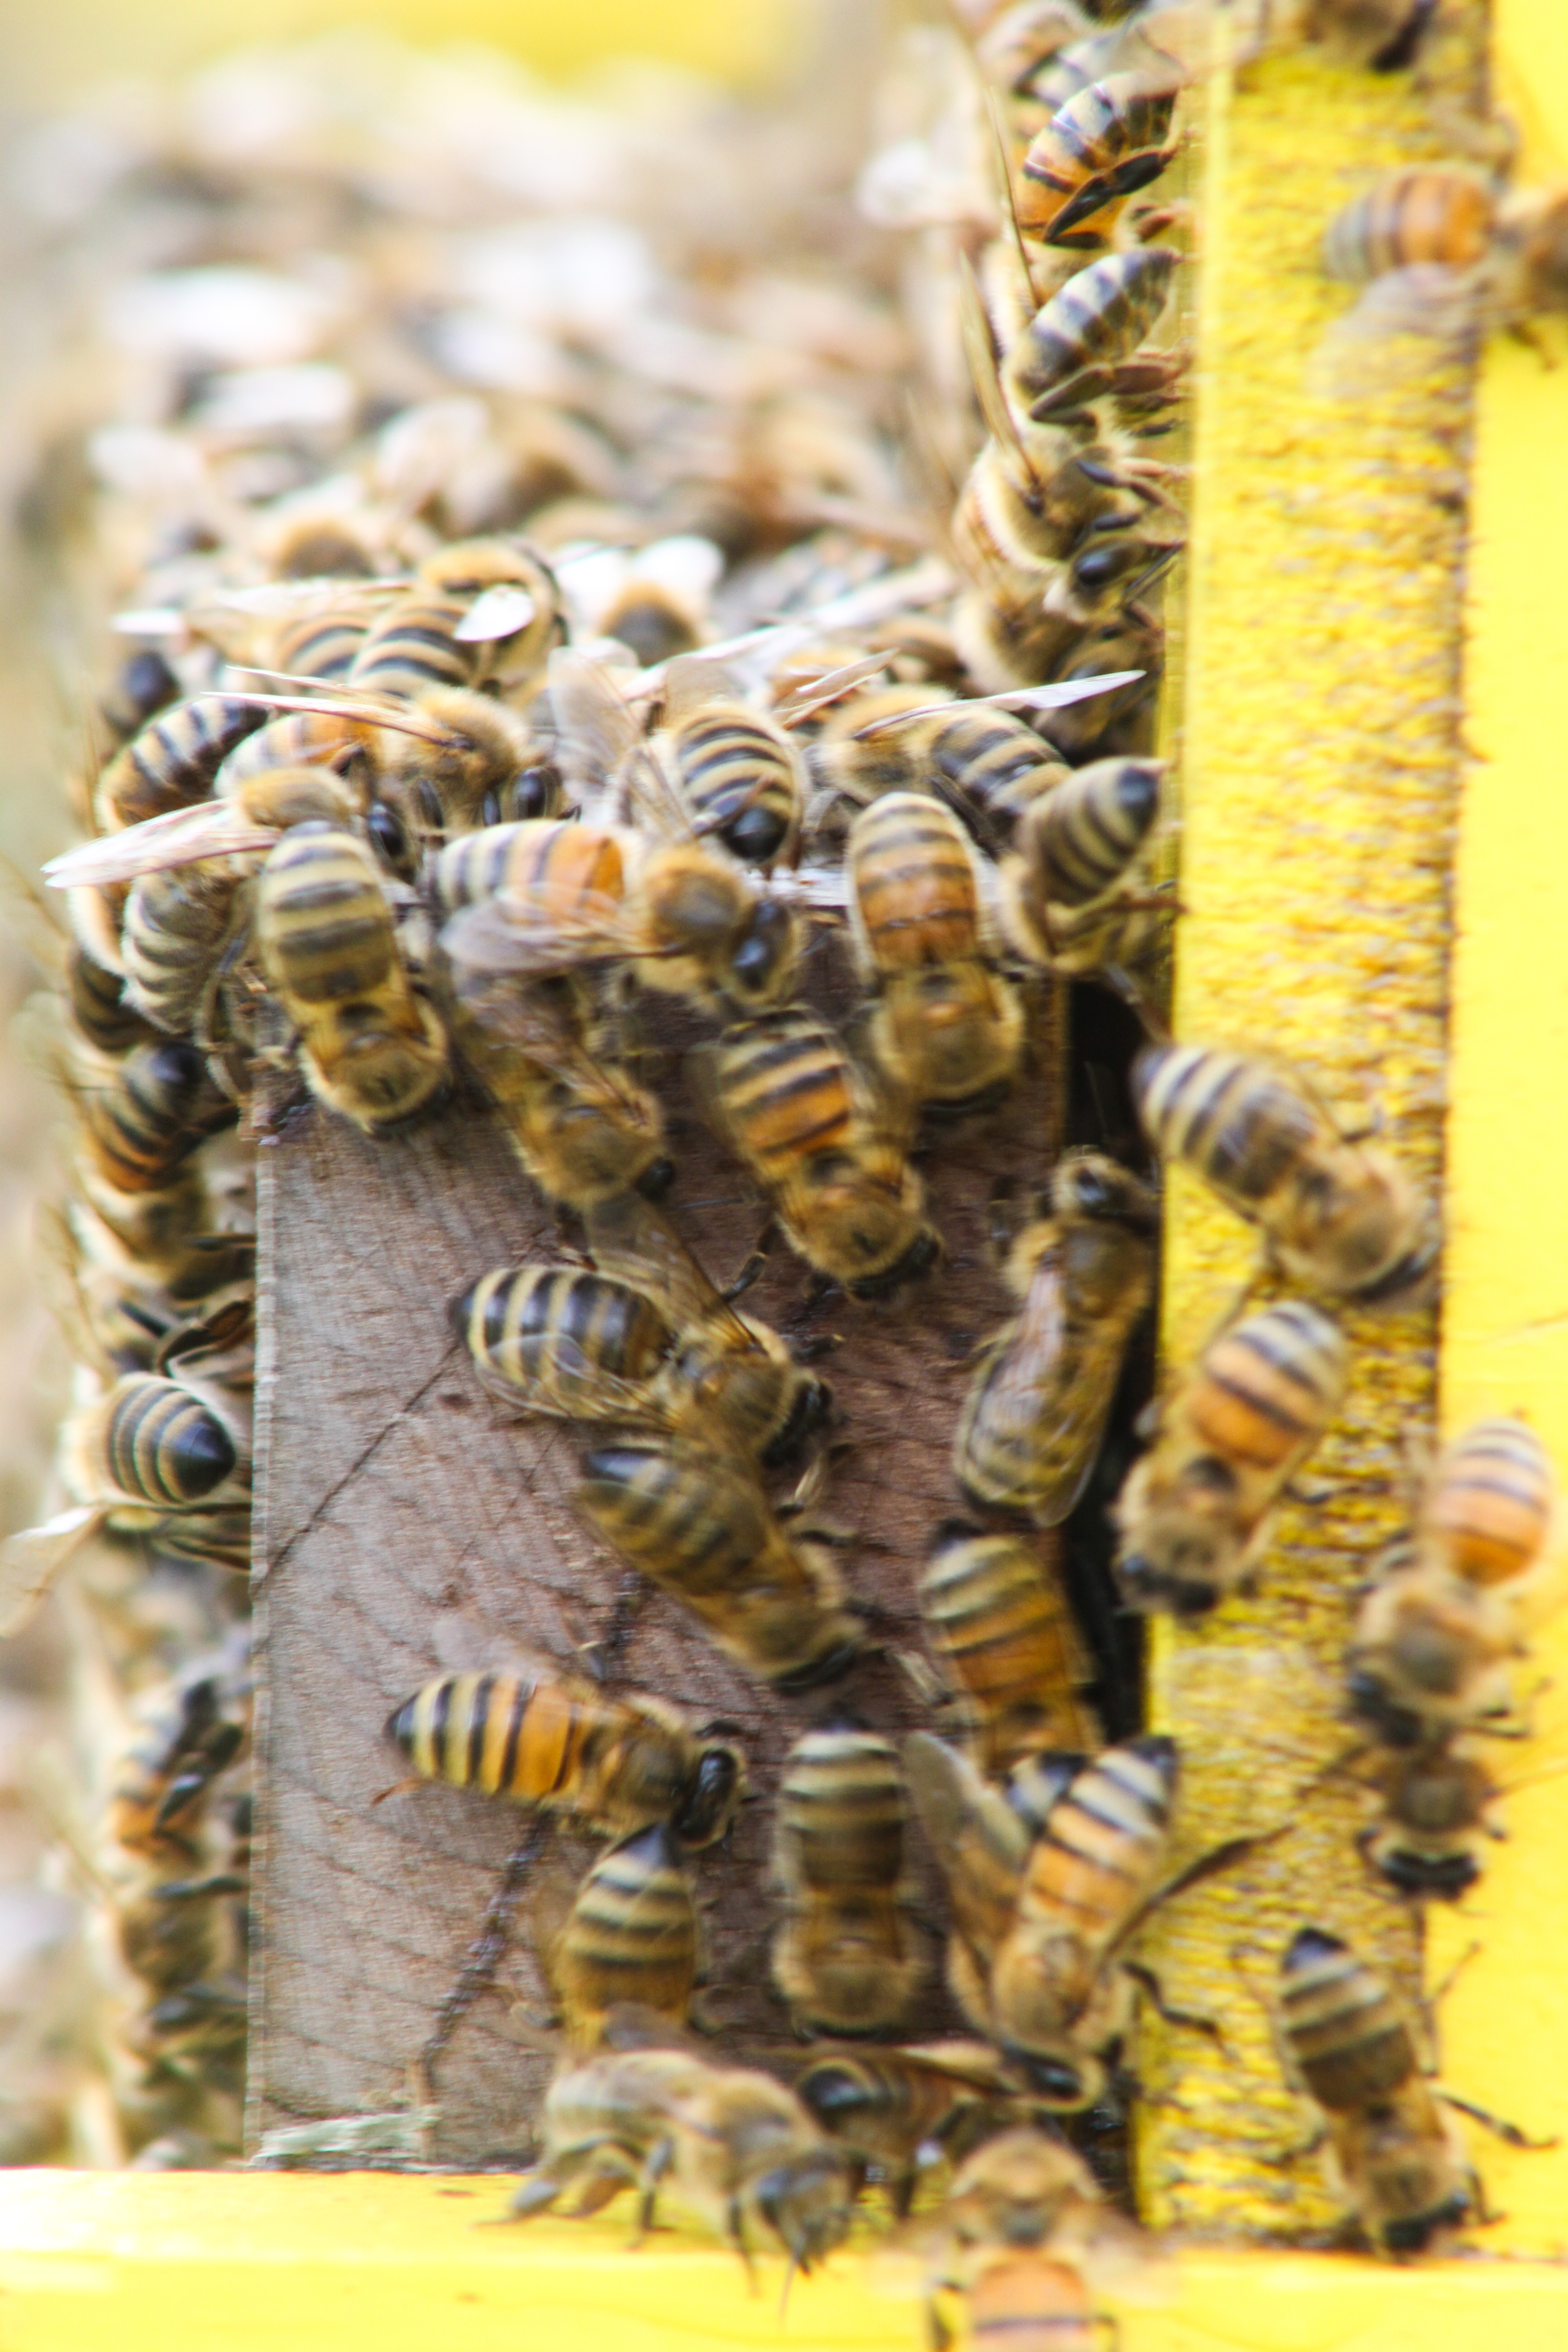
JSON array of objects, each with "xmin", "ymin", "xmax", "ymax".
[
  {"xmin": 1323, "ymin": 168, "xmax": 1496, "ymax": 284},
  {"xmin": 547, "ymin": 1825, "xmax": 700, "ymax": 2049},
  {"xmin": 954, "ymin": 1151, "xmax": 1157, "ymax": 1526},
  {"xmin": 436, "ymin": 816, "xmax": 800, "ymax": 1017},
  {"xmin": 650, "ymin": 656, "xmax": 806, "ymax": 869},
  {"xmin": 905, "ymin": 1731, "xmax": 1180, "ymax": 2104},
  {"xmin": 1297, "ymin": 0, "xmax": 1439, "ymax": 72},
  {"xmin": 110, "ymin": 1669, "xmax": 249, "ymax": 1864},
  {"xmin": 347, "ymin": 538, "xmax": 564, "ymax": 698},
  {"xmin": 451, "ymin": 1260, "xmax": 676, "ymax": 1423},
  {"xmin": 998, "ymin": 755, "xmax": 1168, "ymax": 977},
  {"xmin": 1015, "ymin": 76, "xmax": 1181, "ymax": 250},
  {"xmin": 925, "ymin": 2127, "xmax": 1147, "ymax": 2352},
  {"xmin": 943, "ymin": 2254, "xmax": 1103, "ymax": 2352},
  {"xmin": 256, "ymin": 824, "xmax": 450, "ymax": 1133},
  {"xmin": 919, "ymin": 1521, "xmax": 1101, "ymax": 1772},
  {"xmin": 574, "ymin": 1437, "xmax": 862, "ymax": 1691},
  {"xmin": 771, "ymin": 1725, "xmax": 927, "ymax": 2037},
  {"xmin": 76, "ymin": 1039, "xmax": 237, "ymax": 1196},
  {"xmin": 845, "ymin": 793, "xmax": 1025, "ymax": 1112},
  {"xmin": 1133, "ymin": 1041, "xmax": 1434, "ymax": 1303},
  {"xmin": 98, "ymin": 647, "xmax": 180, "ymax": 746},
  {"xmin": 386, "ymin": 1666, "xmax": 745, "ymax": 1848},
  {"xmin": 94, "ymin": 696, "xmax": 271, "ymax": 834},
  {"xmin": 1420, "ymin": 1417, "xmax": 1558, "ymax": 1592},
  {"xmin": 1112, "ymin": 1299, "xmax": 1348, "ymax": 1617},
  {"xmin": 68, "ymin": 944, "xmax": 155, "ymax": 1055},
  {"xmin": 1274, "ymin": 1927, "xmax": 1479, "ymax": 2254},
  {"xmin": 809, "ymin": 694, "xmax": 1068, "ymax": 840},
  {"xmin": 45, "ymin": 767, "xmax": 365, "ymax": 897},
  {"xmin": 509, "ymin": 2037, "xmax": 854, "ymax": 2275},
  {"xmin": 1359, "ymin": 1740, "xmax": 1500, "ymax": 1901},
  {"xmin": 1343, "ymin": 1548, "xmax": 1519, "ymax": 1750},
  {"xmin": 795, "ymin": 2039, "xmax": 1028, "ymax": 2213},
  {"xmin": 1003, "ymin": 247, "xmax": 1181, "ymax": 426},
  {"xmin": 705, "ymin": 1008, "xmax": 936, "ymax": 1297}
]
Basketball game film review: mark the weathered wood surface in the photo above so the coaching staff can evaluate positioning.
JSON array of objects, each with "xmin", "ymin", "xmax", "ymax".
[{"xmin": 249, "ymin": 985, "xmax": 1085, "ymax": 2164}]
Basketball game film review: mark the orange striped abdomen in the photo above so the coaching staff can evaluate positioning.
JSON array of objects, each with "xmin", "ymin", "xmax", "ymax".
[
  {"xmin": 849, "ymin": 794, "xmax": 980, "ymax": 970},
  {"xmin": 1427, "ymin": 1417, "xmax": 1555, "ymax": 1588}
]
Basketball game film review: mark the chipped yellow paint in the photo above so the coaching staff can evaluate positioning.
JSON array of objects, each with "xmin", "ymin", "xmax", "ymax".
[{"xmin": 1135, "ymin": 20, "xmax": 1481, "ymax": 2240}]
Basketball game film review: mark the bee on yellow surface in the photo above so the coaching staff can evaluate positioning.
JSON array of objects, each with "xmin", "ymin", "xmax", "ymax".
[
  {"xmin": 509, "ymin": 2033, "xmax": 853, "ymax": 2276},
  {"xmin": 846, "ymin": 792, "xmax": 1025, "ymax": 1112},
  {"xmin": 1296, "ymin": 0, "xmax": 1438, "ymax": 73},
  {"xmin": 548, "ymin": 1824, "xmax": 699, "ymax": 2050},
  {"xmin": 955, "ymin": 1152, "xmax": 1156, "ymax": 1526},
  {"xmin": 386, "ymin": 1666, "xmax": 745, "ymax": 1849},
  {"xmin": 918, "ymin": 1521, "xmax": 1101, "ymax": 1771},
  {"xmin": 255, "ymin": 825, "xmax": 449, "ymax": 1133},
  {"xmin": 1419, "ymin": 1417, "xmax": 1558, "ymax": 1593},
  {"xmin": 1133, "ymin": 1040, "xmax": 1434, "ymax": 1302},
  {"xmin": 1343, "ymin": 1546, "xmax": 1519, "ymax": 1751},
  {"xmin": 574, "ymin": 1436, "xmax": 861, "ymax": 1691},
  {"xmin": 795, "ymin": 2038, "xmax": 1028, "ymax": 2214},
  {"xmin": 1359, "ymin": 1740, "xmax": 1500, "ymax": 1902},
  {"xmin": 771, "ymin": 1725, "xmax": 927, "ymax": 2038},
  {"xmin": 1113, "ymin": 1299, "xmax": 1348, "ymax": 1616},
  {"xmin": 706, "ymin": 1007, "xmax": 936, "ymax": 1297},
  {"xmin": 905, "ymin": 1732, "xmax": 1181, "ymax": 2105}
]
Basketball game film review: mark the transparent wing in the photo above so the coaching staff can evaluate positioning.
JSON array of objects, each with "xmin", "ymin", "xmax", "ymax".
[
  {"xmin": 453, "ymin": 582, "xmax": 539, "ymax": 643},
  {"xmin": 772, "ymin": 652, "xmax": 892, "ymax": 727},
  {"xmin": 656, "ymin": 654, "xmax": 733, "ymax": 722},
  {"xmin": 44, "ymin": 804, "xmax": 281, "ymax": 889},
  {"xmin": 0, "ymin": 1506, "xmax": 105, "ymax": 1637},
  {"xmin": 903, "ymin": 1731, "xmax": 1029, "ymax": 1966},
  {"xmin": 958, "ymin": 252, "xmax": 1035, "ymax": 470},
  {"xmin": 441, "ymin": 892, "xmax": 636, "ymax": 979},
  {"xmin": 850, "ymin": 675, "xmax": 1146, "ymax": 739},
  {"xmin": 1308, "ymin": 264, "xmax": 1484, "ymax": 401},
  {"xmin": 547, "ymin": 648, "xmax": 645, "ymax": 810}
]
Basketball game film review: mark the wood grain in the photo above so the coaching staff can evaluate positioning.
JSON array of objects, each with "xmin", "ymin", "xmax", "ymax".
[{"xmin": 249, "ymin": 973, "xmax": 1081, "ymax": 2164}]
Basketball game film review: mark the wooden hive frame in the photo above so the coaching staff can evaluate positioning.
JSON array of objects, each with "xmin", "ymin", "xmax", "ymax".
[{"xmin": 4, "ymin": 0, "xmax": 1568, "ymax": 2343}]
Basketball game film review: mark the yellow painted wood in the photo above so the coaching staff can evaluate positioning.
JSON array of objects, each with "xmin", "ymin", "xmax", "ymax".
[
  {"xmin": 1427, "ymin": 0, "xmax": 1568, "ymax": 2260},
  {"xmin": 0, "ymin": 2173, "xmax": 1567, "ymax": 2352}
]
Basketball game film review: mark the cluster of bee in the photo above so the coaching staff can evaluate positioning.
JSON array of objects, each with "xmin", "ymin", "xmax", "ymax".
[{"xmin": 3, "ymin": 0, "xmax": 1559, "ymax": 2330}]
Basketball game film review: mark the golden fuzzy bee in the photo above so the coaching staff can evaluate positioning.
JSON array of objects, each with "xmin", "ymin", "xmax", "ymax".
[
  {"xmin": 509, "ymin": 2035, "xmax": 854, "ymax": 2274},
  {"xmin": 347, "ymin": 536, "xmax": 564, "ymax": 699},
  {"xmin": 1343, "ymin": 1547, "xmax": 1519, "ymax": 1751},
  {"xmin": 706, "ymin": 1007, "xmax": 936, "ymax": 1297},
  {"xmin": 75, "ymin": 1039, "xmax": 237, "ymax": 1197},
  {"xmin": 954, "ymin": 1151, "xmax": 1156, "ymax": 1527},
  {"xmin": 646, "ymin": 655, "xmax": 806, "ymax": 870},
  {"xmin": 795, "ymin": 2039, "xmax": 1029, "ymax": 2213},
  {"xmin": 770, "ymin": 1725, "xmax": 927, "ymax": 2038},
  {"xmin": 905, "ymin": 1731, "xmax": 1181, "ymax": 2104},
  {"xmin": 1015, "ymin": 74, "xmax": 1181, "ymax": 250},
  {"xmin": 385, "ymin": 1666, "xmax": 746, "ymax": 1848},
  {"xmin": 1420, "ymin": 1417, "xmax": 1558, "ymax": 1592},
  {"xmin": 1359, "ymin": 1740, "xmax": 1500, "ymax": 1902},
  {"xmin": 1133, "ymin": 1040, "xmax": 1433, "ymax": 1302},
  {"xmin": 807, "ymin": 694, "xmax": 1066, "ymax": 839},
  {"xmin": 547, "ymin": 1825, "xmax": 700, "ymax": 2050},
  {"xmin": 998, "ymin": 756, "xmax": 1168, "ymax": 978},
  {"xmin": 574, "ymin": 1436, "xmax": 861, "ymax": 1691},
  {"xmin": 256, "ymin": 824, "xmax": 450, "ymax": 1133},
  {"xmin": 845, "ymin": 792, "xmax": 1025, "ymax": 1112},
  {"xmin": 1113, "ymin": 1299, "xmax": 1348, "ymax": 1616},
  {"xmin": 919, "ymin": 1521, "xmax": 1101, "ymax": 1772},
  {"xmin": 451, "ymin": 1260, "xmax": 676, "ymax": 1423},
  {"xmin": 1275, "ymin": 1927, "xmax": 1481, "ymax": 2254},
  {"xmin": 925, "ymin": 2127, "xmax": 1149, "ymax": 2352}
]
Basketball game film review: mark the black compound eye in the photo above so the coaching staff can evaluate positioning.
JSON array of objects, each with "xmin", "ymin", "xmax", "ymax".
[
  {"xmin": 366, "ymin": 803, "xmax": 412, "ymax": 874},
  {"xmin": 512, "ymin": 763, "xmax": 559, "ymax": 820}
]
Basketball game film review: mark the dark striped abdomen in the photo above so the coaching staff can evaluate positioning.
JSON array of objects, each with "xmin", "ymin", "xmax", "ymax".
[
  {"xmin": 1189, "ymin": 1300, "xmax": 1348, "ymax": 1473},
  {"xmin": 575, "ymin": 1440, "xmax": 770, "ymax": 1601},
  {"xmin": 552, "ymin": 1824, "xmax": 696, "ymax": 2043},
  {"xmin": 1026, "ymin": 758, "xmax": 1161, "ymax": 907},
  {"xmin": 429, "ymin": 821, "xmax": 624, "ymax": 922},
  {"xmin": 778, "ymin": 1729, "xmax": 906, "ymax": 1894},
  {"xmin": 349, "ymin": 587, "xmax": 475, "ymax": 696},
  {"xmin": 849, "ymin": 794, "xmax": 979, "ymax": 970},
  {"xmin": 1009, "ymin": 247, "xmax": 1177, "ymax": 405},
  {"xmin": 1428, "ymin": 1417, "xmax": 1554, "ymax": 1588},
  {"xmin": 671, "ymin": 709, "xmax": 798, "ymax": 866},
  {"xmin": 1278, "ymin": 1928, "xmax": 1416, "ymax": 2111},
  {"xmin": 1018, "ymin": 1736, "xmax": 1174, "ymax": 1938},
  {"xmin": 68, "ymin": 945, "xmax": 152, "ymax": 1055},
  {"xmin": 274, "ymin": 606, "xmax": 371, "ymax": 681},
  {"xmin": 256, "ymin": 828, "xmax": 397, "ymax": 1007},
  {"xmin": 97, "ymin": 697, "xmax": 268, "ymax": 832},
  {"xmin": 1134, "ymin": 1042, "xmax": 1321, "ymax": 1217},
  {"xmin": 1016, "ymin": 79, "xmax": 1177, "ymax": 246},
  {"xmin": 81, "ymin": 1039, "xmax": 236, "ymax": 1192},
  {"xmin": 919, "ymin": 1525, "xmax": 1097, "ymax": 1765},
  {"xmin": 928, "ymin": 709, "xmax": 1061, "ymax": 823},
  {"xmin": 122, "ymin": 865, "xmax": 238, "ymax": 1036},
  {"xmin": 454, "ymin": 1264, "xmax": 672, "ymax": 1417},
  {"xmin": 218, "ymin": 709, "xmax": 363, "ymax": 792},
  {"xmin": 1323, "ymin": 168, "xmax": 1493, "ymax": 283},
  {"xmin": 92, "ymin": 1374, "xmax": 238, "ymax": 1505},
  {"xmin": 712, "ymin": 1011, "xmax": 856, "ymax": 1188}
]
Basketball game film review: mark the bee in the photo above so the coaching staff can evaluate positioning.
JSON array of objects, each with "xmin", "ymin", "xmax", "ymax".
[
  {"xmin": 845, "ymin": 793, "xmax": 1026, "ymax": 1112},
  {"xmin": 98, "ymin": 647, "xmax": 181, "ymax": 746},
  {"xmin": 1003, "ymin": 248, "xmax": 1181, "ymax": 426},
  {"xmin": 954, "ymin": 1151, "xmax": 1157, "ymax": 1527},
  {"xmin": 811, "ymin": 695, "xmax": 1068, "ymax": 839},
  {"xmin": 1275, "ymin": 1927, "xmax": 1478, "ymax": 2254},
  {"xmin": 347, "ymin": 537, "xmax": 564, "ymax": 698},
  {"xmin": 68, "ymin": 944, "xmax": 155, "ymax": 1056},
  {"xmin": 1112, "ymin": 1299, "xmax": 1348, "ymax": 1617},
  {"xmin": 110, "ymin": 1670, "xmax": 249, "ymax": 1865},
  {"xmin": 1323, "ymin": 168, "xmax": 1496, "ymax": 284},
  {"xmin": 45, "ymin": 767, "xmax": 365, "ymax": 897},
  {"xmin": 64, "ymin": 1371, "xmax": 251, "ymax": 1524},
  {"xmin": 77, "ymin": 1039, "xmax": 237, "ymax": 1196},
  {"xmin": 436, "ymin": 816, "xmax": 801, "ymax": 1017},
  {"xmin": 121, "ymin": 864, "xmax": 251, "ymax": 1043},
  {"xmin": 94, "ymin": 696, "xmax": 271, "ymax": 834},
  {"xmin": 574, "ymin": 1438, "xmax": 862, "ymax": 1691},
  {"xmin": 919, "ymin": 1521, "xmax": 1101, "ymax": 1772},
  {"xmin": 998, "ymin": 756, "xmax": 1168, "ymax": 977},
  {"xmin": 1343, "ymin": 1548, "xmax": 1519, "ymax": 1750},
  {"xmin": 771, "ymin": 1725, "xmax": 927, "ymax": 2038},
  {"xmin": 255, "ymin": 824, "xmax": 450, "ymax": 1133},
  {"xmin": 705, "ymin": 1008, "xmax": 936, "ymax": 1297},
  {"xmin": 1420, "ymin": 1417, "xmax": 1557, "ymax": 1592},
  {"xmin": 651, "ymin": 656, "xmax": 806, "ymax": 869},
  {"xmin": 451, "ymin": 1261, "xmax": 676, "ymax": 1422},
  {"xmin": 795, "ymin": 2039, "xmax": 1029, "ymax": 2213},
  {"xmin": 1133, "ymin": 1041, "xmax": 1434, "ymax": 1303},
  {"xmin": 548, "ymin": 1825, "xmax": 700, "ymax": 2049},
  {"xmin": 944, "ymin": 2255, "xmax": 1103, "ymax": 2352},
  {"xmin": 1359, "ymin": 1740, "xmax": 1500, "ymax": 1902},
  {"xmin": 905, "ymin": 1731, "xmax": 1181, "ymax": 2104},
  {"xmin": 446, "ymin": 974, "xmax": 670, "ymax": 1211},
  {"xmin": 926, "ymin": 2126, "xmax": 1147, "ymax": 2352},
  {"xmin": 509, "ymin": 2037, "xmax": 853, "ymax": 2275},
  {"xmin": 1015, "ymin": 75, "xmax": 1181, "ymax": 250},
  {"xmin": 1298, "ymin": 0, "xmax": 1439, "ymax": 72}
]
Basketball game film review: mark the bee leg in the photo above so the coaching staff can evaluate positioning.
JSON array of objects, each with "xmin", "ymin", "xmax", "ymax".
[
  {"xmin": 509, "ymin": 2167, "xmax": 566, "ymax": 2221},
  {"xmin": 722, "ymin": 1220, "xmax": 778, "ymax": 1302},
  {"xmin": 582, "ymin": 1573, "xmax": 646, "ymax": 1684},
  {"xmin": 926, "ymin": 2285, "xmax": 957, "ymax": 2352},
  {"xmin": 632, "ymin": 2136, "xmax": 676, "ymax": 2242},
  {"xmin": 1437, "ymin": 2091, "xmax": 1558, "ymax": 2152},
  {"xmin": 1120, "ymin": 1960, "xmax": 1225, "ymax": 2049},
  {"xmin": 417, "ymin": 1822, "xmax": 547, "ymax": 2096},
  {"xmin": 725, "ymin": 2195, "xmax": 757, "ymax": 2288}
]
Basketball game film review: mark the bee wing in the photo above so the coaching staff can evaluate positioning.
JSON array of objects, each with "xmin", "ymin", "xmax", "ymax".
[
  {"xmin": 773, "ymin": 652, "xmax": 892, "ymax": 727},
  {"xmin": 453, "ymin": 582, "xmax": 539, "ymax": 644},
  {"xmin": 441, "ymin": 891, "xmax": 634, "ymax": 979},
  {"xmin": 0, "ymin": 1505, "xmax": 105, "ymax": 1637},
  {"xmin": 657, "ymin": 654, "xmax": 732, "ymax": 722},
  {"xmin": 1308, "ymin": 264, "xmax": 1484, "ymax": 400},
  {"xmin": 547, "ymin": 648, "xmax": 645, "ymax": 808},
  {"xmin": 957, "ymin": 253, "xmax": 1037, "ymax": 474},
  {"xmin": 44, "ymin": 804, "xmax": 279, "ymax": 889},
  {"xmin": 904, "ymin": 1731, "xmax": 1029, "ymax": 1965},
  {"xmin": 879, "ymin": 2038, "xmax": 1020, "ymax": 2093},
  {"xmin": 583, "ymin": 1193, "xmax": 719, "ymax": 1326},
  {"xmin": 979, "ymin": 1263, "xmax": 1116, "ymax": 1527}
]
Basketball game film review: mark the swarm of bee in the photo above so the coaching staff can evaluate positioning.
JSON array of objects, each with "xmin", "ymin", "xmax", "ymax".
[{"xmin": 2, "ymin": 0, "xmax": 1561, "ymax": 2325}]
